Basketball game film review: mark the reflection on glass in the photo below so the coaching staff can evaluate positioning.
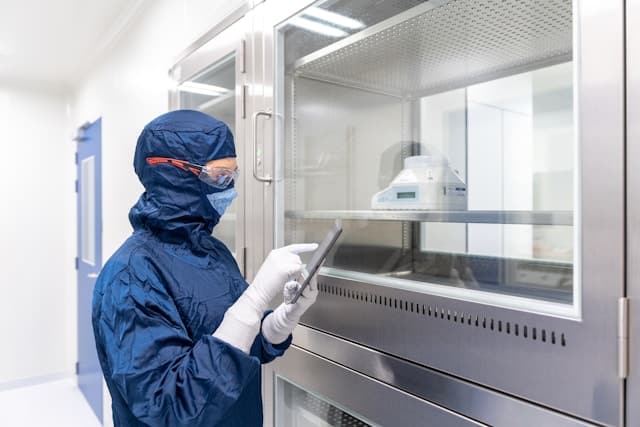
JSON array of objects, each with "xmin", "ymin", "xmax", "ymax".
[
  {"xmin": 281, "ymin": 0, "xmax": 576, "ymax": 311},
  {"xmin": 178, "ymin": 55, "xmax": 237, "ymax": 254},
  {"xmin": 276, "ymin": 377, "xmax": 376, "ymax": 427},
  {"xmin": 81, "ymin": 156, "xmax": 96, "ymax": 266}
]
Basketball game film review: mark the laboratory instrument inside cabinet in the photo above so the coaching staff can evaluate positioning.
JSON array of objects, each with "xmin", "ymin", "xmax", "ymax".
[
  {"xmin": 371, "ymin": 152, "xmax": 467, "ymax": 210},
  {"xmin": 277, "ymin": 0, "xmax": 576, "ymax": 315}
]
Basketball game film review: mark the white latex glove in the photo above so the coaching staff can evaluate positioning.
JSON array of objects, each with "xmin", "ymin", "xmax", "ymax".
[
  {"xmin": 261, "ymin": 272, "xmax": 319, "ymax": 345},
  {"xmin": 213, "ymin": 243, "xmax": 318, "ymax": 353}
]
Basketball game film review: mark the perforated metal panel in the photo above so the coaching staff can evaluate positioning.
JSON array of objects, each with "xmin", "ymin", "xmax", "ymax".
[
  {"xmin": 300, "ymin": 391, "xmax": 371, "ymax": 426},
  {"xmin": 278, "ymin": 377, "xmax": 373, "ymax": 426},
  {"xmin": 294, "ymin": 0, "xmax": 572, "ymax": 97},
  {"xmin": 326, "ymin": 0, "xmax": 426, "ymax": 27},
  {"xmin": 317, "ymin": 281, "xmax": 569, "ymax": 347}
]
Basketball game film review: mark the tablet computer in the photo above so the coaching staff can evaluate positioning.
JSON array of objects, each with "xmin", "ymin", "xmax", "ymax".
[{"xmin": 288, "ymin": 219, "xmax": 343, "ymax": 304}]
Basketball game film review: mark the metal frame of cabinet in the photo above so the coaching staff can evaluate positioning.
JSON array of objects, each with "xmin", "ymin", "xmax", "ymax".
[
  {"xmin": 260, "ymin": 1, "xmax": 625, "ymax": 426},
  {"xmin": 626, "ymin": 1, "xmax": 640, "ymax": 426},
  {"xmin": 169, "ymin": 1, "xmax": 266, "ymax": 280},
  {"xmin": 170, "ymin": 1, "xmax": 633, "ymax": 426}
]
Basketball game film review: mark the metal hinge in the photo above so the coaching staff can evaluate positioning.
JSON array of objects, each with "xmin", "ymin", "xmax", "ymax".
[
  {"xmin": 75, "ymin": 257, "xmax": 79, "ymax": 270},
  {"xmin": 242, "ymin": 247, "xmax": 248, "ymax": 279},
  {"xmin": 619, "ymin": 297, "xmax": 629, "ymax": 379},
  {"xmin": 75, "ymin": 361, "xmax": 79, "ymax": 375},
  {"xmin": 75, "ymin": 152, "xmax": 78, "ymax": 165},
  {"xmin": 241, "ymin": 84, "xmax": 248, "ymax": 119},
  {"xmin": 240, "ymin": 39, "xmax": 246, "ymax": 74},
  {"xmin": 73, "ymin": 122, "xmax": 91, "ymax": 141},
  {"xmin": 75, "ymin": 180, "xmax": 78, "ymax": 193}
]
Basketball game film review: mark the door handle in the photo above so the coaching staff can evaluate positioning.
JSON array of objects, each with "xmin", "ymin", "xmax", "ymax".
[
  {"xmin": 252, "ymin": 110, "xmax": 273, "ymax": 183},
  {"xmin": 87, "ymin": 273, "xmax": 98, "ymax": 279}
]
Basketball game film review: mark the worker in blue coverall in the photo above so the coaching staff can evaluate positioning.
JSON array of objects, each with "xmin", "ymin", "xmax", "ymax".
[{"xmin": 92, "ymin": 110, "xmax": 319, "ymax": 426}]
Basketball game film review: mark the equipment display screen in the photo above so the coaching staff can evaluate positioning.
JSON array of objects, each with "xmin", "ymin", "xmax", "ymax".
[{"xmin": 397, "ymin": 192, "xmax": 416, "ymax": 199}]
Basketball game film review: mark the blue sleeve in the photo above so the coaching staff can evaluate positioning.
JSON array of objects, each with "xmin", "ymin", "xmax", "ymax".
[
  {"xmin": 249, "ymin": 311, "xmax": 292, "ymax": 364},
  {"xmin": 95, "ymin": 272, "xmax": 261, "ymax": 427}
]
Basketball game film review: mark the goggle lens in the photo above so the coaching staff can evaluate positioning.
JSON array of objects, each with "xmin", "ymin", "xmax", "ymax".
[{"xmin": 199, "ymin": 167, "xmax": 238, "ymax": 189}]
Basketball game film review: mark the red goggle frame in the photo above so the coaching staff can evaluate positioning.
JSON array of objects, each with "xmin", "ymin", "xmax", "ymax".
[{"xmin": 146, "ymin": 157, "xmax": 203, "ymax": 176}]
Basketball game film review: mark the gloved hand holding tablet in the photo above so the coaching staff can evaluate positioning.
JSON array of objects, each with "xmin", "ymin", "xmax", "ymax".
[
  {"xmin": 261, "ymin": 219, "xmax": 343, "ymax": 345},
  {"xmin": 285, "ymin": 219, "xmax": 343, "ymax": 305}
]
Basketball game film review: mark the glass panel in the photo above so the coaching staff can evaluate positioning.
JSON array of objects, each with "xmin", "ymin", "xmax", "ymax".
[
  {"xmin": 279, "ymin": 0, "xmax": 576, "ymax": 315},
  {"xmin": 178, "ymin": 55, "xmax": 237, "ymax": 255},
  {"xmin": 276, "ymin": 377, "xmax": 377, "ymax": 427},
  {"xmin": 81, "ymin": 156, "xmax": 96, "ymax": 266}
]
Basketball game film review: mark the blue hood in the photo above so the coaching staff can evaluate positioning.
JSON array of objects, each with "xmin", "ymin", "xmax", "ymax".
[{"xmin": 129, "ymin": 110, "xmax": 236, "ymax": 250}]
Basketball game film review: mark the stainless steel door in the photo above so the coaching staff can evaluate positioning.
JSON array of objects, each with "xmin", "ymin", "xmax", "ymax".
[
  {"xmin": 169, "ymin": 11, "xmax": 250, "ymax": 276},
  {"xmin": 244, "ymin": 1, "xmax": 277, "ymax": 281},
  {"xmin": 261, "ymin": 1, "xmax": 626, "ymax": 425}
]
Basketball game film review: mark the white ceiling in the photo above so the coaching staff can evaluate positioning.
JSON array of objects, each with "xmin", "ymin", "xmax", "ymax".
[{"xmin": 0, "ymin": 0, "xmax": 146, "ymax": 89}]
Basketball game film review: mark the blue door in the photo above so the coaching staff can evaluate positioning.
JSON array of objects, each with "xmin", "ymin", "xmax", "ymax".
[{"xmin": 76, "ymin": 118, "xmax": 103, "ymax": 421}]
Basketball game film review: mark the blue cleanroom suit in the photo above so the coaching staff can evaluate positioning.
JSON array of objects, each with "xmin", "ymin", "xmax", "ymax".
[{"xmin": 92, "ymin": 110, "xmax": 291, "ymax": 426}]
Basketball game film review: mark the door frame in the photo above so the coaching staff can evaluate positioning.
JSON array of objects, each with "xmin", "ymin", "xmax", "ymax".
[
  {"xmin": 261, "ymin": 1, "xmax": 626, "ymax": 425},
  {"xmin": 75, "ymin": 118, "xmax": 103, "ymax": 422}
]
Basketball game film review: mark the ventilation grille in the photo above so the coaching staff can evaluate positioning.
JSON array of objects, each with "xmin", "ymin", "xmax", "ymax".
[
  {"xmin": 297, "ymin": 386, "xmax": 371, "ymax": 426},
  {"xmin": 318, "ymin": 282, "xmax": 567, "ymax": 347},
  {"xmin": 295, "ymin": 0, "xmax": 572, "ymax": 97}
]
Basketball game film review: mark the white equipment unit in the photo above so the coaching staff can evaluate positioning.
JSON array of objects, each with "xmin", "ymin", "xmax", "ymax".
[{"xmin": 371, "ymin": 155, "xmax": 467, "ymax": 210}]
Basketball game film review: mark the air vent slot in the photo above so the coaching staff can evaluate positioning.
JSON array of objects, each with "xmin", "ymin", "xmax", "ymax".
[{"xmin": 318, "ymin": 282, "xmax": 567, "ymax": 348}]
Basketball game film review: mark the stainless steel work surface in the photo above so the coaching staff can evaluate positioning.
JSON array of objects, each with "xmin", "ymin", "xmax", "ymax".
[{"xmin": 285, "ymin": 209, "xmax": 573, "ymax": 226}]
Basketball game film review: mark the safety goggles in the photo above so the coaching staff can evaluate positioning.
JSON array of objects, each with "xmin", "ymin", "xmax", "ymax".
[{"xmin": 146, "ymin": 157, "xmax": 239, "ymax": 189}]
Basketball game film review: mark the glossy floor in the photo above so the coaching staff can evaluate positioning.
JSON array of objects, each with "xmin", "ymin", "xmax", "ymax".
[{"xmin": 0, "ymin": 377, "xmax": 101, "ymax": 427}]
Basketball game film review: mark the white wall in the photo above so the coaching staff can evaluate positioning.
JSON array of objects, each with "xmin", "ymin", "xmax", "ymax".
[
  {"xmin": 71, "ymin": 1, "xmax": 246, "ymax": 424},
  {"xmin": 0, "ymin": 82, "xmax": 75, "ymax": 385},
  {"xmin": 72, "ymin": 0, "xmax": 246, "ymax": 261}
]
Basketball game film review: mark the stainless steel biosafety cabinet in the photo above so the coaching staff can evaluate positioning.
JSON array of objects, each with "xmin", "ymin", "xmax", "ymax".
[{"xmin": 171, "ymin": 1, "xmax": 640, "ymax": 425}]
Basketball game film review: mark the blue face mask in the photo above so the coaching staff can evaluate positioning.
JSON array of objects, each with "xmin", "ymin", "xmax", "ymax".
[{"xmin": 206, "ymin": 187, "xmax": 237, "ymax": 217}]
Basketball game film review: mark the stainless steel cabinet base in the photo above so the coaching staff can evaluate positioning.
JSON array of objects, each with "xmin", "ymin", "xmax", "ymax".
[
  {"xmin": 263, "ymin": 337, "xmax": 482, "ymax": 427},
  {"xmin": 263, "ymin": 326, "xmax": 597, "ymax": 427}
]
